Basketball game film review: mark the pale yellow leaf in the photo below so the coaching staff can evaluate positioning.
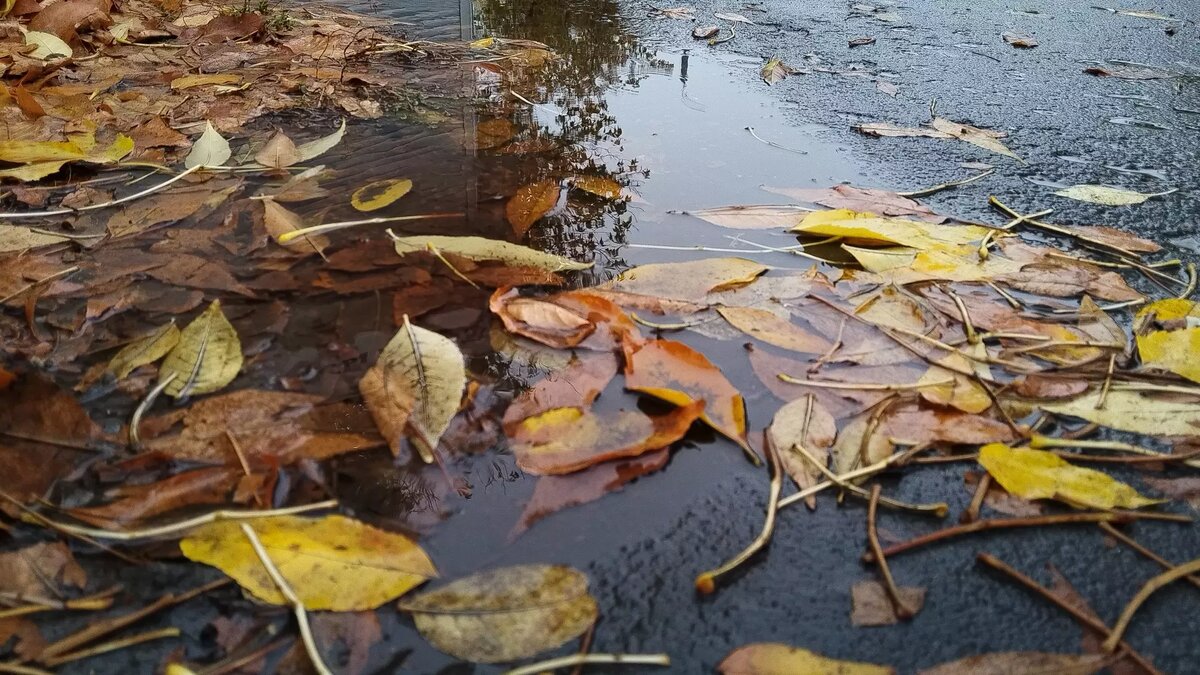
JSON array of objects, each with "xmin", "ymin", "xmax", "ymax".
[
  {"xmin": 718, "ymin": 643, "xmax": 894, "ymax": 674},
  {"xmin": 718, "ymin": 306, "xmax": 829, "ymax": 354},
  {"xmin": 25, "ymin": 31, "xmax": 72, "ymax": 60},
  {"xmin": 1053, "ymin": 185, "xmax": 1173, "ymax": 206},
  {"xmin": 1134, "ymin": 298, "xmax": 1200, "ymax": 383},
  {"xmin": 390, "ymin": 234, "xmax": 592, "ymax": 272},
  {"xmin": 351, "ymin": 178, "xmax": 413, "ymax": 212},
  {"xmin": 294, "ymin": 119, "xmax": 346, "ymax": 162},
  {"xmin": 158, "ymin": 300, "xmax": 243, "ymax": 398},
  {"xmin": 980, "ymin": 443, "xmax": 1163, "ymax": 509},
  {"xmin": 108, "ymin": 322, "xmax": 181, "ymax": 379},
  {"xmin": 184, "ymin": 122, "xmax": 231, "ymax": 169}
]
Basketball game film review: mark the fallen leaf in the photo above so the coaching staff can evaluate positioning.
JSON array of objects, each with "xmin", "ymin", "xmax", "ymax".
[
  {"xmin": 979, "ymin": 443, "xmax": 1163, "ymax": 510},
  {"xmin": 718, "ymin": 643, "xmax": 894, "ymax": 674},
  {"xmin": 1043, "ymin": 390, "xmax": 1200, "ymax": 437},
  {"xmin": 401, "ymin": 564, "xmax": 597, "ymax": 663},
  {"xmin": 171, "ymin": 73, "xmax": 242, "ymax": 90},
  {"xmin": 964, "ymin": 470, "xmax": 1044, "ymax": 517},
  {"xmin": 0, "ymin": 542, "xmax": 87, "ymax": 596},
  {"xmin": 658, "ymin": 7, "xmax": 695, "ymax": 19},
  {"xmin": 511, "ymin": 401, "xmax": 703, "ymax": 474},
  {"xmin": 849, "ymin": 36, "xmax": 876, "ymax": 47},
  {"xmin": 791, "ymin": 208, "xmax": 989, "ymax": 249},
  {"xmin": 692, "ymin": 25, "xmax": 720, "ymax": 39},
  {"xmin": 253, "ymin": 130, "xmax": 300, "ymax": 169},
  {"xmin": 1054, "ymin": 185, "xmax": 1173, "ymax": 206},
  {"xmin": 762, "ymin": 184, "xmax": 944, "ymax": 222},
  {"xmin": 491, "ymin": 288, "xmax": 641, "ymax": 351},
  {"xmin": 769, "ymin": 396, "xmax": 836, "ymax": 507},
  {"xmin": 930, "ymin": 117, "xmax": 1020, "ymax": 160},
  {"xmin": 851, "ymin": 580, "xmax": 926, "ymax": 626},
  {"xmin": 1061, "ymin": 225, "xmax": 1160, "ymax": 253},
  {"xmin": 918, "ymin": 652, "xmax": 1103, "ymax": 675},
  {"xmin": 181, "ymin": 514, "xmax": 436, "ymax": 610},
  {"xmin": 1011, "ymin": 375, "xmax": 1089, "ymax": 399},
  {"xmin": 876, "ymin": 80, "xmax": 900, "ymax": 97},
  {"xmin": 0, "ymin": 617, "xmax": 44, "ymax": 661},
  {"xmin": 714, "ymin": 11, "xmax": 754, "ymax": 23},
  {"xmin": 505, "ymin": 180, "xmax": 559, "ymax": 237},
  {"xmin": 24, "ymin": 31, "xmax": 72, "ymax": 59},
  {"xmin": 502, "ymin": 352, "xmax": 619, "ymax": 433},
  {"xmin": 1000, "ymin": 262, "xmax": 1089, "ymax": 297},
  {"xmin": 473, "ymin": 117, "xmax": 515, "ymax": 149},
  {"xmin": 1141, "ymin": 476, "xmax": 1200, "ymax": 510},
  {"xmin": 391, "ymin": 235, "xmax": 591, "ymax": 272},
  {"xmin": 718, "ymin": 306, "xmax": 830, "ymax": 354},
  {"xmin": 263, "ymin": 198, "xmax": 329, "ymax": 255},
  {"xmin": 571, "ymin": 175, "xmax": 622, "ymax": 200},
  {"xmin": 689, "ymin": 204, "xmax": 810, "ymax": 230},
  {"xmin": 351, "ymin": 178, "xmax": 413, "ymax": 212},
  {"xmin": 603, "ymin": 257, "xmax": 768, "ymax": 306},
  {"xmin": 1084, "ymin": 64, "xmax": 1176, "ymax": 79},
  {"xmin": 184, "ymin": 121, "xmax": 232, "ymax": 168},
  {"xmin": 761, "ymin": 58, "xmax": 796, "ymax": 85},
  {"xmin": 28, "ymin": 0, "xmax": 109, "ymax": 40},
  {"xmin": 107, "ymin": 320, "xmax": 181, "ymax": 379},
  {"xmin": 0, "ymin": 374, "xmax": 98, "ymax": 502},
  {"xmin": 1134, "ymin": 299, "xmax": 1200, "ymax": 383},
  {"xmin": 1002, "ymin": 32, "xmax": 1038, "ymax": 48},
  {"xmin": 295, "ymin": 119, "xmax": 346, "ymax": 161},
  {"xmin": 917, "ymin": 351, "xmax": 991, "ymax": 414},
  {"xmin": 158, "ymin": 300, "xmax": 243, "ymax": 398},
  {"xmin": 625, "ymin": 339, "xmax": 749, "ymax": 451},
  {"xmin": 0, "ymin": 226, "xmax": 70, "ymax": 252},
  {"xmin": 69, "ymin": 467, "xmax": 241, "ymax": 527}
]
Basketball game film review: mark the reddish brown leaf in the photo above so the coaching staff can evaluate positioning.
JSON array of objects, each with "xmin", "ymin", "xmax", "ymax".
[
  {"xmin": 13, "ymin": 86, "xmax": 45, "ymax": 119},
  {"xmin": 502, "ymin": 352, "xmax": 619, "ymax": 434},
  {"xmin": 0, "ymin": 618, "xmax": 45, "ymax": 661},
  {"xmin": 0, "ymin": 374, "xmax": 98, "ymax": 502},
  {"xmin": 491, "ymin": 287, "xmax": 642, "ymax": 351},
  {"xmin": 1011, "ymin": 375, "xmax": 1089, "ymax": 399},
  {"xmin": 29, "ymin": 0, "xmax": 112, "ymax": 41},
  {"xmin": 68, "ymin": 467, "xmax": 243, "ymax": 527},
  {"xmin": 505, "ymin": 180, "xmax": 560, "ymax": 238},
  {"xmin": 0, "ymin": 542, "xmax": 87, "ymax": 596},
  {"xmin": 1141, "ymin": 476, "xmax": 1200, "ymax": 509}
]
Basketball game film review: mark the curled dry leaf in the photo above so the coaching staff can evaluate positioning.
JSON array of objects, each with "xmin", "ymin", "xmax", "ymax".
[
  {"xmin": 158, "ymin": 300, "xmax": 243, "ymax": 398},
  {"xmin": 979, "ymin": 443, "xmax": 1163, "ymax": 510},
  {"xmin": 107, "ymin": 321, "xmax": 180, "ymax": 379},
  {"xmin": 511, "ymin": 400, "xmax": 704, "ymax": 475},
  {"xmin": 391, "ymin": 234, "xmax": 592, "ymax": 272},
  {"xmin": 361, "ymin": 315, "xmax": 465, "ymax": 462},
  {"xmin": 718, "ymin": 643, "xmax": 894, "ymax": 674},
  {"xmin": 181, "ymin": 514, "xmax": 436, "ymax": 611},
  {"xmin": 851, "ymin": 580, "xmax": 926, "ymax": 626},
  {"xmin": 624, "ymin": 339, "xmax": 750, "ymax": 452},
  {"xmin": 768, "ymin": 396, "xmax": 836, "ymax": 508},
  {"xmin": 505, "ymin": 180, "xmax": 560, "ymax": 238},
  {"xmin": 491, "ymin": 288, "xmax": 642, "ymax": 351},
  {"xmin": 351, "ymin": 178, "xmax": 413, "ymax": 212},
  {"xmin": 68, "ymin": 467, "xmax": 242, "ymax": 527},
  {"xmin": 1053, "ymin": 185, "xmax": 1174, "ymax": 206},
  {"xmin": 184, "ymin": 121, "xmax": 232, "ymax": 169},
  {"xmin": 761, "ymin": 58, "xmax": 796, "ymax": 85},
  {"xmin": 401, "ymin": 564, "xmax": 598, "ymax": 663},
  {"xmin": 918, "ymin": 652, "xmax": 1103, "ymax": 675}
]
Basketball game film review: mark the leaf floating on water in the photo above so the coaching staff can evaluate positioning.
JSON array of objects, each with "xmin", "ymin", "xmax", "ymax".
[
  {"xmin": 762, "ymin": 184, "xmax": 944, "ymax": 222},
  {"xmin": 855, "ymin": 122, "xmax": 954, "ymax": 139},
  {"xmin": 503, "ymin": 353, "xmax": 619, "ymax": 433},
  {"xmin": 351, "ymin": 178, "xmax": 413, "ymax": 212},
  {"xmin": 107, "ymin": 321, "xmax": 181, "ymax": 379},
  {"xmin": 657, "ymin": 6, "xmax": 695, "ymax": 19},
  {"xmin": 792, "ymin": 208, "xmax": 989, "ymax": 249},
  {"xmin": 917, "ymin": 652, "xmax": 1104, "ymax": 675},
  {"xmin": 1043, "ymin": 390, "xmax": 1200, "ymax": 438},
  {"xmin": 1002, "ymin": 31, "xmax": 1038, "ymax": 48},
  {"xmin": 849, "ymin": 36, "xmax": 876, "ymax": 47},
  {"xmin": 978, "ymin": 443, "xmax": 1163, "ymax": 510},
  {"xmin": 768, "ymin": 396, "xmax": 836, "ymax": 507},
  {"xmin": 505, "ymin": 180, "xmax": 560, "ymax": 237},
  {"xmin": 604, "ymin": 257, "xmax": 769, "ymax": 304},
  {"xmin": 362, "ymin": 315, "xmax": 465, "ymax": 462},
  {"xmin": 180, "ymin": 514, "xmax": 436, "ymax": 611},
  {"xmin": 761, "ymin": 58, "xmax": 796, "ymax": 85},
  {"xmin": 916, "ymin": 352, "xmax": 991, "ymax": 414},
  {"xmin": 511, "ymin": 401, "xmax": 704, "ymax": 474},
  {"xmin": 491, "ymin": 288, "xmax": 641, "ymax": 352},
  {"xmin": 401, "ymin": 564, "xmax": 598, "ymax": 663},
  {"xmin": 158, "ymin": 300, "xmax": 243, "ymax": 398},
  {"xmin": 714, "ymin": 11, "xmax": 754, "ymax": 24},
  {"xmin": 184, "ymin": 121, "xmax": 232, "ymax": 169},
  {"xmin": 262, "ymin": 198, "xmax": 329, "ymax": 256},
  {"xmin": 390, "ymin": 234, "xmax": 592, "ymax": 272},
  {"xmin": 1052, "ymin": 184, "xmax": 1174, "ymax": 206},
  {"xmin": 473, "ymin": 117, "xmax": 516, "ymax": 149},
  {"xmin": 717, "ymin": 643, "xmax": 895, "ymax": 674},
  {"xmin": 570, "ymin": 175, "xmax": 622, "ymax": 200},
  {"xmin": 253, "ymin": 130, "xmax": 299, "ymax": 169},
  {"xmin": 693, "ymin": 25, "xmax": 720, "ymax": 39},
  {"xmin": 718, "ymin": 306, "xmax": 830, "ymax": 354},
  {"xmin": 1134, "ymin": 298, "xmax": 1200, "ymax": 383},
  {"xmin": 1083, "ymin": 63, "xmax": 1177, "ymax": 80},
  {"xmin": 294, "ymin": 119, "xmax": 346, "ymax": 161}
]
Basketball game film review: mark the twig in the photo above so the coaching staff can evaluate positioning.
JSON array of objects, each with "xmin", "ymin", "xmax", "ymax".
[
  {"xmin": 43, "ymin": 627, "xmax": 180, "ymax": 667},
  {"xmin": 862, "ymin": 512, "xmax": 1191, "ymax": 563},
  {"xmin": 989, "ymin": 196, "xmax": 1142, "ymax": 259},
  {"xmin": 986, "ymin": 281, "xmax": 1023, "ymax": 309},
  {"xmin": 976, "ymin": 553, "xmax": 1162, "ymax": 675},
  {"xmin": 0, "ymin": 166, "xmax": 201, "ymax": 220},
  {"xmin": 1179, "ymin": 263, "xmax": 1197, "ymax": 299},
  {"xmin": 1050, "ymin": 446, "xmax": 1200, "ymax": 465},
  {"xmin": 37, "ymin": 500, "xmax": 338, "ymax": 541},
  {"xmin": 129, "ymin": 374, "xmax": 175, "ymax": 450},
  {"xmin": 744, "ymin": 126, "xmax": 806, "ymax": 154},
  {"xmin": 778, "ymin": 453, "xmax": 904, "ymax": 509},
  {"xmin": 0, "ymin": 492, "xmax": 143, "ymax": 565},
  {"xmin": 1103, "ymin": 557, "xmax": 1200, "ymax": 652},
  {"xmin": 808, "ymin": 318, "xmax": 845, "ymax": 374},
  {"xmin": 240, "ymin": 524, "xmax": 333, "ymax": 675},
  {"xmin": 0, "ymin": 588, "xmax": 116, "ymax": 620},
  {"xmin": 426, "ymin": 243, "xmax": 480, "ymax": 289},
  {"xmin": 1097, "ymin": 354, "xmax": 1117, "ymax": 409},
  {"xmin": 1098, "ymin": 523, "xmax": 1200, "ymax": 590},
  {"xmin": 708, "ymin": 25, "xmax": 736, "ymax": 45},
  {"xmin": 1029, "ymin": 435, "xmax": 1200, "ymax": 469},
  {"xmin": 276, "ymin": 212, "xmax": 464, "ymax": 243},
  {"xmin": 898, "ymin": 169, "xmax": 995, "ymax": 198},
  {"xmin": 792, "ymin": 444, "xmax": 947, "ymax": 515},
  {"xmin": 503, "ymin": 653, "xmax": 672, "ymax": 675},
  {"xmin": 948, "ymin": 288, "xmax": 979, "ymax": 344},
  {"xmin": 777, "ymin": 374, "xmax": 951, "ymax": 391},
  {"xmin": 0, "ymin": 663, "xmax": 53, "ymax": 675},
  {"xmin": 0, "ymin": 266, "xmax": 79, "ymax": 306},
  {"xmin": 867, "ymin": 485, "xmax": 914, "ymax": 619},
  {"xmin": 695, "ymin": 434, "xmax": 783, "ymax": 594},
  {"xmin": 630, "ymin": 313, "xmax": 715, "ymax": 331},
  {"xmin": 962, "ymin": 474, "xmax": 990, "ymax": 524}
]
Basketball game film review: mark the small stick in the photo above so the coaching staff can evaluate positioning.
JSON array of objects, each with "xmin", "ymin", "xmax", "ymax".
[
  {"xmin": 1050, "ymin": 446, "xmax": 1200, "ymax": 465},
  {"xmin": 1029, "ymin": 435, "xmax": 1200, "ymax": 469},
  {"xmin": 1098, "ymin": 523, "xmax": 1200, "ymax": 590},
  {"xmin": 129, "ymin": 374, "xmax": 175, "ymax": 450},
  {"xmin": 961, "ymin": 474, "xmax": 991, "ymax": 524},
  {"xmin": 425, "ymin": 243, "xmax": 480, "ymax": 288},
  {"xmin": 200, "ymin": 637, "xmax": 292, "ymax": 675},
  {"xmin": 948, "ymin": 289, "xmax": 978, "ymax": 344},
  {"xmin": 989, "ymin": 196, "xmax": 1142, "ymax": 259},
  {"xmin": 695, "ymin": 434, "xmax": 783, "ymax": 594},
  {"xmin": 0, "ymin": 588, "xmax": 116, "ymax": 620},
  {"xmin": 910, "ymin": 453, "xmax": 978, "ymax": 464},
  {"xmin": 986, "ymin": 281, "xmax": 1023, "ymax": 309},
  {"xmin": 503, "ymin": 653, "xmax": 672, "ymax": 675},
  {"xmin": 976, "ymin": 553, "xmax": 1162, "ymax": 675},
  {"xmin": 1049, "ymin": 298, "xmax": 1144, "ymax": 315},
  {"xmin": 0, "ymin": 663, "xmax": 53, "ymax": 675},
  {"xmin": 1103, "ymin": 556, "xmax": 1200, "ymax": 652},
  {"xmin": 39, "ymin": 500, "xmax": 338, "ymax": 541},
  {"xmin": 867, "ymin": 485, "xmax": 914, "ymax": 619},
  {"xmin": 792, "ymin": 444, "xmax": 947, "ymax": 516},
  {"xmin": 778, "ymin": 454, "xmax": 904, "ymax": 509},
  {"xmin": 571, "ymin": 622, "xmax": 596, "ymax": 675},
  {"xmin": 898, "ymin": 168, "xmax": 996, "ymax": 198},
  {"xmin": 977, "ymin": 229, "xmax": 995, "ymax": 261},
  {"xmin": 1178, "ymin": 262, "xmax": 1197, "ymax": 299},
  {"xmin": 631, "ymin": 313, "xmax": 716, "ymax": 331},
  {"xmin": 0, "ymin": 492, "xmax": 143, "ymax": 565},
  {"xmin": 1096, "ymin": 354, "xmax": 1117, "ymax": 409},
  {"xmin": 0, "ymin": 166, "xmax": 202, "ymax": 220},
  {"xmin": 276, "ymin": 212, "xmax": 465, "ymax": 243},
  {"xmin": 224, "ymin": 430, "xmax": 253, "ymax": 478},
  {"xmin": 43, "ymin": 627, "xmax": 180, "ymax": 667},
  {"xmin": 777, "ymin": 374, "xmax": 952, "ymax": 391},
  {"xmin": 745, "ymin": 126, "xmax": 806, "ymax": 154},
  {"xmin": 863, "ymin": 512, "xmax": 1191, "ymax": 563},
  {"xmin": 241, "ymin": 524, "xmax": 332, "ymax": 675},
  {"xmin": 808, "ymin": 317, "xmax": 845, "ymax": 374}
]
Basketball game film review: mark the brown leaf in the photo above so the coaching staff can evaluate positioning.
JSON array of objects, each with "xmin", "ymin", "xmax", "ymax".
[
  {"xmin": 255, "ymin": 130, "xmax": 300, "ymax": 169},
  {"xmin": 1141, "ymin": 476, "xmax": 1200, "ymax": 509},
  {"xmin": 918, "ymin": 652, "xmax": 1103, "ymax": 675},
  {"xmin": 1046, "ymin": 566, "xmax": 1142, "ymax": 675},
  {"xmin": 769, "ymin": 396, "xmax": 836, "ymax": 508},
  {"xmin": 473, "ymin": 117, "xmax": 516, "ymax": 149},
  {"xmin": 491, "ymin": 288, "xmax": 642, "ymax": 351},
  {"xmin": 1000, "ymin": 263, "xmax": 1089, "ymax": 297},
  {"xmin": 0, "ymin": 542, "xmax": 87, "ymax": 596},
  {"xmin": 29, "ymin": 0, "xmax": 111, "ymax": 40},
  {"xmin": 68, "ymin": 467, "xmax": 243, "ymax": 527},
  {"xmin": 1062, "ymin": 225, "xmax": 1160, "ymax": 253},
  {"xmin": 1002, "ymin": 32, "xmax": 1038, "ymax": 48},
  {"xmin": 746, "ymin": 345, "xmax": 902, "ymax": 418},
  {"xmin": 505, "ymin": 180, "xmax": 560, "ymax": 238},
  {"xmin": 625, "ymin": 339, "xmax": 749, "ymax": 450},
  {"xmin": 129, "ymin": 116, "xmax": 191, "ymax": 151},
  {"xmin": 511, "ymin": 401, "xmax": 703, "ymax": 475},
  {"xmin": 0, "ymin": 374, "xmax": 97, "ymax": 502},
  {"xmin": 850, "ymin": 579, "xmax": 926, "ymax": 626},
  {"xmin": 262, "ymin": 198, "xmax": 328, "ymax": 256},
  {"xmin": 502, "ymin": 352, "xmax": 619, "ymax": 434},
  {"xmin": 0, "ymin": 618, "xmax": 45, "ymax": 661},
  {"xmin": 146, "ymin": 253, "xmax": 255, "ymax": 296},
  {"xmin": 849, "ymin": 36, "xmax": 877, "ymax": 47},
  {"xmin": 761, "ymin": 184, "xmax": 945, "ymax": 222},
  {"xmin": 1011, "ymin": 375, "xmax": 1089, "ymax": 399},
  {"xmin": 106, "ymin": 182, "xmax": 238, "ymax": 238},
  {"xmin": 13, "ymin": 86, "xmax": 45, "ymax": 119}
]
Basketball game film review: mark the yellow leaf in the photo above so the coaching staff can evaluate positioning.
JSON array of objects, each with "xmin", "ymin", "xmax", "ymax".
[
  {"xmin": 718, "ymin": 643, "xmax": 895, "ymax": 674},
  {"xmin": 929, "ymin": 116, "xmax": 1021, "ymax": 161},
  {"xmin": 469, "ymin": 36, "xmax": 495, "ymax": 48},
  {"xmin": 1134, "ymin": 298, "xmax": 1200, "ymax": 383},
  {"xmin": 181, "ymin": 514, "xmax": 436, "ymax": 610},
  {"xmin": 158, "ymin": 300, "xmax": 243, "ymax": 398},
  {"xmin": 0, "ymin": 161, "xmax": 70, "ymax": 182},
  {"xmin": 571, "ymin": 175, "xmax": 622, "ymax": 199},
  {"xmin": 768, "ymin": 397, "xmax": 836, "ymax": 507},
  {"xmin": 351, "ymin": 178, "xmax": 413, "ymax": 212},
  {"xmin": 917, "ymin": 352, "xmax": 991, "ymax": 413},
  {"xmin": 978, "ymin": 443, "xmax": 1163, "ymax": 510},
  {"xmin": 170, "ymin": 73, "xmax": 242, "ymax": 90},
  {"xmin": 792, "ymin": 209, "xmax": 990, "ymax": 249},
  {"xmin": 390, "ymin": 234, "xmax": 592, "ymax": 272},
  {"xmin": 108, "ymin": 322, "xmax": 181, "ymax": 379},
  {"xmin": 401, "ymin": 564, "xmax": 596, "ymax": 663},
  {"xmin": 25, "ymin": 31, "xmax": 72, "ymax": 60},
  {"xmin": 505, "ymin": 180, "xmax": 559, "ymax": 237},
  {"xmin": 0, "ymin": 139, "xmax": 87, "ymax": 163},
  {"xmin": 1043, "ymin": 389, "xmax": 1200, "ymax": 440}
]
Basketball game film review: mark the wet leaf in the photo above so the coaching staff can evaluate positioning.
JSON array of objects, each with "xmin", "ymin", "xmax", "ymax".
[
  {"xmin": 181, "ymin": 514, "xmax": 436, "ymax": 611},
  {"xmin": 0, "ymin": 374, "xmax": 98, "ymax": 502},
  {"xmin": 1044, "ymin": 390, "xmax": 1200, "ymax": 437},
  {"xmin": 491, "ymin": 288, "xmax": 641, "ymax": 351},
  {"xmin": 603, "ymin": 257, "xmax": 768, "ymax": 304},
  {"xmin": 979, "ymin": 443, "xmax": 1163, "ymax": 510},
  {"xmin": 855, "ymin": 122, "xmax": 954, "ymax": 139},
  {"xmin": 511, "ymin": 401, "xmax": 703, "ymax": 474},
  {"xmin": 917, "ymin": 352, "xmax": 991, "ymax": 414},
  {"xmin": 689, "ymin": 204, "xmax": 810, "ymax": 230},
  {"xmin": 1000, "ymin": 262, "xmax": 1089, "ymax": 297},
  {"xmin": 625, "ymin": 339, "xmax": 749, "ymax": 451},
  {"xmin": 1083, "ymin": 64, "xmax": 1176, "ymax": 79},
  {"xmin": 1002, "ymin": 32, "xmax": 1038, "ymax": 48},
  {"xmin": 391, "ymin": 234, "xmax": 591, "ymax": 272},
  {"xmin": 761, "ymin": 58, "xmax": 796, "ymax": 85},
  {"xmin": 0, "ymin": 132, "xmax": 131, "ymax": 165},
  {"xmin": 107, "ymin": 321, "xmax": 181, "ymax": 379},
  {"xmin": 570, "ymin": 175, "xmax": 622, "ymax": 200},
  {"xmin": 693, "ymin": 25, "xmax": 720, "ymax": 39},
  {"xmin": 505, "ymin": 180, "xmax": 560, "ymax": 237},
  {"xmin": 69, "ymin": 467, "xmax": 241, "ymax": 527},
  {"xmin": 253, "ymin": 130, "xmax": 299, "ymax": 169},
  {"xmin": 1142, "ymin": 476, "xmax": 1200, "ymax": 510},
  {"xmin": 1053, "ymin": 185, "xmax": 1173, "ymax": 206},
  {"xmin": 1133, "ymin": 298, "xmax": 1200, "ymax": 382},
  {"xmin": 714, "ymin": 11, "xmax": 754, "ymax": 23},
  {"xmin": 0, "ymin": 542, "xmax": 87, "ymax": 596},
  {"xmin": 658, "ymin": 7, "xmax": 694, "ymax": 19},
  {"xmin": 718, "ymin": 306, "xmax": 830, "ymax": 354},
  {"xmin": 791, "ymin": 209, "xmax": 989, "ymax": 249},
  {"xmin": 849, "ymin": 36, "xmax": 876, "ymax": 47},
  {"xmin": 918, "ymin": 652, "xmax": 1103, "ymax": 675},
  {"xmin": 473, "ymin": 117, "xmax": 516, "ymax": 149},
  {"xmin": 762, "ymin": 184, "xmax": 944, "ymax": 222},
  {"xmin": 263, "ymin": 198, "xmax": 329, "ymax": 255},
  {"xmin": 159, "ymin": 300, "xmax": 243, "ymax": 398},
  {"xmin": 0, "ymin": 226, "xmax": 70, "ymax": 252},
  {"xmin": 718, "ymin": 643, "xmax": 894, "ymax": 674},
  {"xmin": 351, "ymin": 178, "xmax": 413, "ymax": 212},
  {"xmin": 929, "ymin": 117, "xmax": 1020, "ymax": 160},
  {"xmin": 851, "ymin": 580, "xmax": 926, "ymax": 626},
  {"xmin": 769, "ymin": 397, "xmax": 836, "ymax": 506},
  {"xmin": 401, "ymin": 564, "xmax": 597, "ymax": 663},
  {"xmin": 25, "ymin": 31, "xmax": 72, "ymax": 59},
  {"xmin": 361, "ymin": 316, "xmax": 465, "ymax": 462},
  {"xmin": 295, "ymin": 119, "xmax": 346, "ymax": 161},
  {"xmin": 184, "ymin": 121, "xmax": 232, "ymax": 169},
  {"xmin": 1011, "ymin": 375, "xmax": 1089, "ymax": 400},
  {"xmin": 503, "ymin": 352, "xmax": 619, "ymax": 433}
]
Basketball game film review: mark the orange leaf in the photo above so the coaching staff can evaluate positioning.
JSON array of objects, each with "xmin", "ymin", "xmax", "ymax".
[
  {"xmin": 505, "ymin": 180, "xmax": 560, "ymax": 238},
  {"xmin": 502, "ymin": 352, "xmax": 619, "ymax": 434},
  {"xmin": 511, "ymin": 401, "xmax": 703, "ymax": 474},
  {"xmin": 624, "ymin": 339, "xmax": 751, "ymax": 453},
  {"xmin": 490, "ymin": 287, "xmax": 642, "ymax": 351}
]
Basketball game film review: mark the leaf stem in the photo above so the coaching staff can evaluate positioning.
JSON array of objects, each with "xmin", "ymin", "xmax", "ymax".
[
  {"xmin": 1098, "ymin": 522, "xmax": 1200, "ymax": 590},
  {"xmin": 0, "ymin": 166, "xmax": 202, "ymax": 220},
  {"xmin": 867, "ymin": 485, "xmax": 915, "ymax": 619},
  {"xmin": 37, "ymin": 500, "xmax": 338, "ymax": 541},
  {"xmin": 276, "ymin": 212, "xmax": 465, "ymax": 243},
  {"xmin": 777, "ymin": 374, "xmax": 952, "ymax": 391},
  {"xmin": 1103, "ymin": 556, "xmax": 1200, "ymax": 652},
  {"xmin": 791, "ymin": 443, "xmax": 947, "ymax": 516},
  {"xmin": 502, "ymin": 653, "xmax": 672, "ymax": 675}
]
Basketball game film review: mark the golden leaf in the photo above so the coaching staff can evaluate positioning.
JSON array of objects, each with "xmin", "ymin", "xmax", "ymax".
[
  {"xmin": 505, "ymin": 180, "xmax": 559, "ymax": 237},
  {"xmin": 391, "ymin": 234, "xmax": 592, "ymax": 272},
  {"xmin": 1134, "ymin": 298, "xmax": 1200, "ymax": 383},
  {"xmin": 107, "ymin": 321, "xmax": 181, "ymax": 379},
  {"xmin": 718, "ymin": 643, "xmax": 894, "ymax": 674},
  {"xmin": 158, "ymin": 300, "xmax": 243, "ymax": 398},
  {"xmin": 350, "ymin": 178, "xmax": 413, "ymax": 212},
  {"xmin": 978, "ymin": 443, "xmax": 1163, "ymax": 510}
]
